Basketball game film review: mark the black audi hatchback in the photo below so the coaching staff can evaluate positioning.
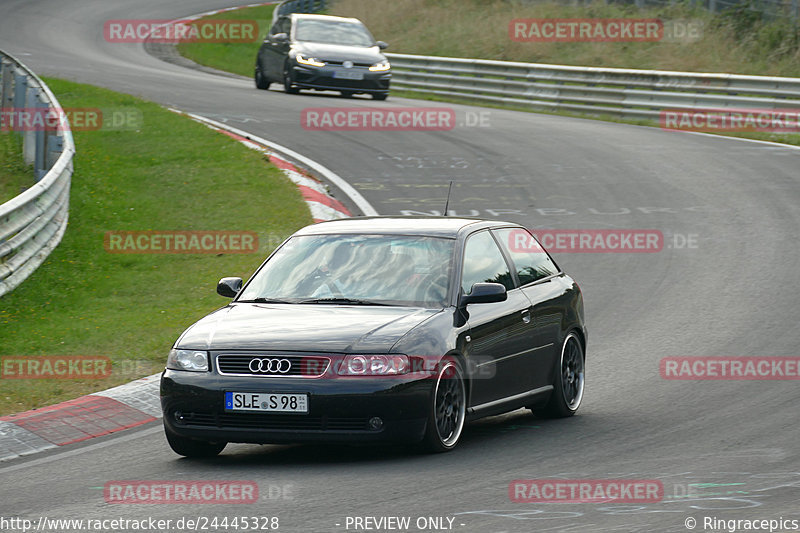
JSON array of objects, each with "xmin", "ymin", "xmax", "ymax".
[
  {"xmin": 161, "ymin": 217, "xmax": 586, "ymax": 456},
  {"xmin": 254, "ymin": 13, "xmax": 391, "ymax": 99}
]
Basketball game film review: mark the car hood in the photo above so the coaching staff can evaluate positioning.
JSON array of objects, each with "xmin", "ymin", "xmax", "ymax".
[
  {"xmin": 293, "ymin": 42, "xmax": 385, "ymax": 64},
  {"xmin": 176, "ymin": 303, "xmax": 440, "ymax": 353}
]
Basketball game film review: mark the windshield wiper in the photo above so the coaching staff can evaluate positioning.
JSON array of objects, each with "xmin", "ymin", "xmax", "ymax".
[
  {"xmin": 237, "ymin": 298, "xmax": 294, "ymax": 304},
  {"xmin": 298, "ymin": 297, "xmax": 390, "ymax": 306}
]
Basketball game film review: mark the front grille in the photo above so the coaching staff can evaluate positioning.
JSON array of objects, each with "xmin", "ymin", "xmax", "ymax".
[
  {"xmin": 216, "ymin": 354, "xmax": 330, "ymax": 377},
  {"xmin": 326, "ymin": 60, "xmax": 372, "ymax": 67},
  {"xmin": 179, "ymin": 411, "xmax": 368, "ymax": 431}
]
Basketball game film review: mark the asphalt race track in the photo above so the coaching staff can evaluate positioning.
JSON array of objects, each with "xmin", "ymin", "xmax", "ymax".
[{"xmin": 1, "ymin": 1, "xmax": 799, "ymax": 532}]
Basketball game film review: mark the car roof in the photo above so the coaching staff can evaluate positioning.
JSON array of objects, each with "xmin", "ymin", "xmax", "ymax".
[
  {"xmin": 292, "ymin": 216, "xmax": 521, "ymax": 238},
  {"xmin": 290, "ymin": 13, "xmax": 363, "ymax": 24}
]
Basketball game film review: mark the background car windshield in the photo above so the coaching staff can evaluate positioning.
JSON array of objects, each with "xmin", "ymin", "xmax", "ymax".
[
  {"xmin": 239, "ymin": 234, "xmax": 453, "ymax": 307},
  {"xmin": 294, "ymin": 19, "xmax": 375, "ymax": 47}
]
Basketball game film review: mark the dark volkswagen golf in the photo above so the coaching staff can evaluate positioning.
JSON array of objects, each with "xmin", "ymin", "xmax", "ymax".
[
  {"xmin": 161, "ymin": 217, "xmax": 586, "ymax": 456},
  {"xmin": 254, "ymin": 13, "xmax": 391, "ymax": 99}
]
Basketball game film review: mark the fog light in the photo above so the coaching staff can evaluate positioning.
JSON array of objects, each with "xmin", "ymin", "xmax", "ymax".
[
  {"xmin": 174, "ymin": 410, "xmax": 185, "ymax": 422},
  {"xmin": 368, "ymin": 417, "xmax": 383, "ymax": 431}
]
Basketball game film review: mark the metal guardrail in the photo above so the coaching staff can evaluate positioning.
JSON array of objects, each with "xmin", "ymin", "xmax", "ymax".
[
  {"xmin": 0, "ymin": 50, "xmax": 74, "ymax": 298},
  {"xmin": 385, "ymin": 53, "xmax": 800, "ymax": 122}
]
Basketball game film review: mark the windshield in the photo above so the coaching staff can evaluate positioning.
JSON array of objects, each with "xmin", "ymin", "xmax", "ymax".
[
  {"xmin": 238, "ymin": 234, "xmax": 454, "ymax": 307},
  {"xmin": 294, "ymin": 19, "xmax": 376, "ymax": 47}
]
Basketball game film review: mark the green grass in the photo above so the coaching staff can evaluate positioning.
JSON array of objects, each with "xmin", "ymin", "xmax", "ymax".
[
  {"xmin": 0, "ymin": 132, "xmax": 33, "ymax": 204},
  {"xmin": 331, "ymin": 0, "xmax": 800, "ymax": 77},
  {"xmin": 177, "ymin": 4, "xmax": 276, "ymax": 78},
  {"xmin": 0, "ymin": 78, "xmax": 312, "ymax": 415}
]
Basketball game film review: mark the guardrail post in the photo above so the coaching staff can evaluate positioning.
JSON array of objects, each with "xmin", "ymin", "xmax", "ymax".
[
  {"xmin": 0, "ymin": 59, "xmax": 9, "ymax": 127},
  {"xmin": 34, "ymin": 97, "xmax": 48, "ymax": 180},
  {"xmin": 46, "ymin": 133, "xmax": 63, "ymax": 170},
  {"xmin": 23, "ymin": 82, "xmax": 38, "ymax": 165},
  {"xmin": 12, "ymin": 70, "xmax": 27, "ymax": 139}
]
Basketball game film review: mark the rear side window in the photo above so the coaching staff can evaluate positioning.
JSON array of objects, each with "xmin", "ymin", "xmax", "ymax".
[
  {"xmin": 460, "ymin": 231, "xmax": 515, "ymax": 294},
  {"xmin": 493, "ymin": 228, "xmax": 559, "ymax": 286},
  {"xmin": 270, "ymin": 17, "xmax": 290, "ymax": 36}
]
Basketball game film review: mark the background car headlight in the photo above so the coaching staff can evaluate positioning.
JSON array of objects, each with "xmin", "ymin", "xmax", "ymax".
[
  {"xmin": 296, "ymin": 54, "xmax": 325, "ymax": 67},
  {"xmin": 338, "ymin": 354, "xmax": 409, "ymax": 375},
  {"xmin": 369, "ymin": 60, "xmax": 390, "ymax": 72},
  {"xmin": 167, "ymin": 349, "xmax": 209, "ymax": 372}
]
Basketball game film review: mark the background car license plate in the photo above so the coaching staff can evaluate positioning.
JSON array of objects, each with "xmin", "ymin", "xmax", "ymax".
[
  {"xmin": 334, "ymin": 70, "xmax": 363, "ymax": 80},
  {"xmin": 225, "ymin": 392, "xmax": 308, "ymax": 413}
]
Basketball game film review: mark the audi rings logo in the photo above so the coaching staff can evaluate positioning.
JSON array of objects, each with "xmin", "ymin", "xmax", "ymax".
[{"xmin": 248, "ymin": 358, "xmax": 292, "ymax": 374}]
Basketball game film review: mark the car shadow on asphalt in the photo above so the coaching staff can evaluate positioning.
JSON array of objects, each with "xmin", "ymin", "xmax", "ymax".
[{"xmin": 176, "ymin": 408, "xmax": 585, "ymax": 466}]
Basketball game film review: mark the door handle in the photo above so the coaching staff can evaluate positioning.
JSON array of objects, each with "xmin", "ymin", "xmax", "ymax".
[{"xmin": 521, "ymin": 310, "xmax": 531, "ymax": 324}]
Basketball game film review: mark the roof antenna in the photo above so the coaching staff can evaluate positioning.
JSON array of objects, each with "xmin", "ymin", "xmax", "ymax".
[{"xmin": 443, "ymin": 181, "xmax": 454, "ymax": 217}]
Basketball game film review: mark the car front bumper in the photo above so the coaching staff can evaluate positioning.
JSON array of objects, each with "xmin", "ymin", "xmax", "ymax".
[
  {"xmin": 291, "ymin": 65, "xmax": 391, "ymax": 94},
  {"xmin": 161, "ymin": 369, "xmax": 431, "ymax": 444}
]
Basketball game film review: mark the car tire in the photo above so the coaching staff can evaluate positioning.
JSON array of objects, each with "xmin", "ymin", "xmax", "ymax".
[
  {"xmin": 165, "ymin": 426, "xmax": 226, "ymax": 458},
  {"xmin": 255, "ymin": 66, "xmax": 270, "ymax": 90},
  {"xmin": 283, "ymin": 63, "xmax": 299, "ymax": 95},
  {"xmin": 536, "ymin": 332, "xmax": 584, "ymax": 418},
  {"xmin": 422, "ymin": 357, "xmax": 466, "ymax": 453},
  {"xmin": 373, "ymin": 93, "xmax": 388, "ymax": 101}
]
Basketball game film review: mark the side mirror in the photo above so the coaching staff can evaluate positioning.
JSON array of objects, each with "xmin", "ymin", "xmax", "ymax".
[
  {"xmin": 460, "ymin": 282, "xmax": 507, "ymax": 307},
  {"xmin": 376, "ymin": 41, "xmax": 388, "ymax": 50},
  {"xmin": 217, "ymin": 277, "xmax": 243, "ymax": 298},
  {"xmin": 271, "ymin": 32, "xmax": 289, "ymax": 44}
]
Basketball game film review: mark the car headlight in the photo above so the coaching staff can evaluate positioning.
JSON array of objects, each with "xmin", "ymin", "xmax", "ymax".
[
  {"xmin": 167, "ymin": 349, "xmax": 209, "ymax": 372},
  {"xmin": 369, "ymin": 60, "xmax": 390, "ymax": 72},
  {"xmin": 338, "ymin": 354, "xmax": 409, "ymax": 376},
  {"xmin": 296, "ymin": 54, "xmax": 325, "ymax": 67}
]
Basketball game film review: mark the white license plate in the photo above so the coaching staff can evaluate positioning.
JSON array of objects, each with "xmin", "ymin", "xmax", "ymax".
[
  {"xmin": 334, "ymin": 70, "xmax": 364, "ymax": 80},
  {"xmin": 225, "ymin": 392, "xmax": 308, "ymax": 413}
]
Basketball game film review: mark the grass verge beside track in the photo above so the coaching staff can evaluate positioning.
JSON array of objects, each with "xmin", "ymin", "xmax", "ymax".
[
  {"xmin": 177, "ymin": 4, "xmax": 276, "ymax": 78},
  {"xmin": 0, "ymin": 133, "xmax": 32, "ymax": 204},
  {"xmin": 0, "ymin": 78, "xmax": 312, "ymax": 416}
]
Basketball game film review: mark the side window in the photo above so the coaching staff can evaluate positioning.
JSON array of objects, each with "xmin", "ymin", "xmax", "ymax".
[
  {"xmin": 460, "ymin": 231, "xmax": 515, "ymax": 295},
  {"xmin": 493, "ymin": 228, "xmax": 559, "ymax": 286},
  {"xmin": 270, "ymin": 17, "xmax": 289, "ymax": 36}
]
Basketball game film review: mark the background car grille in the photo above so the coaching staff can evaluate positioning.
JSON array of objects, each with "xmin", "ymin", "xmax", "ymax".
[
  {"xmin": 326, "ymin": 60, "xmax": 372, "ymax": 67},
  {"xmin": 216, "ymin": 354, "xmax": 330, "ymax": 377},
  {"xmin": 178, "ymin": 411, "xmax": 368, "ymax": 431}
]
